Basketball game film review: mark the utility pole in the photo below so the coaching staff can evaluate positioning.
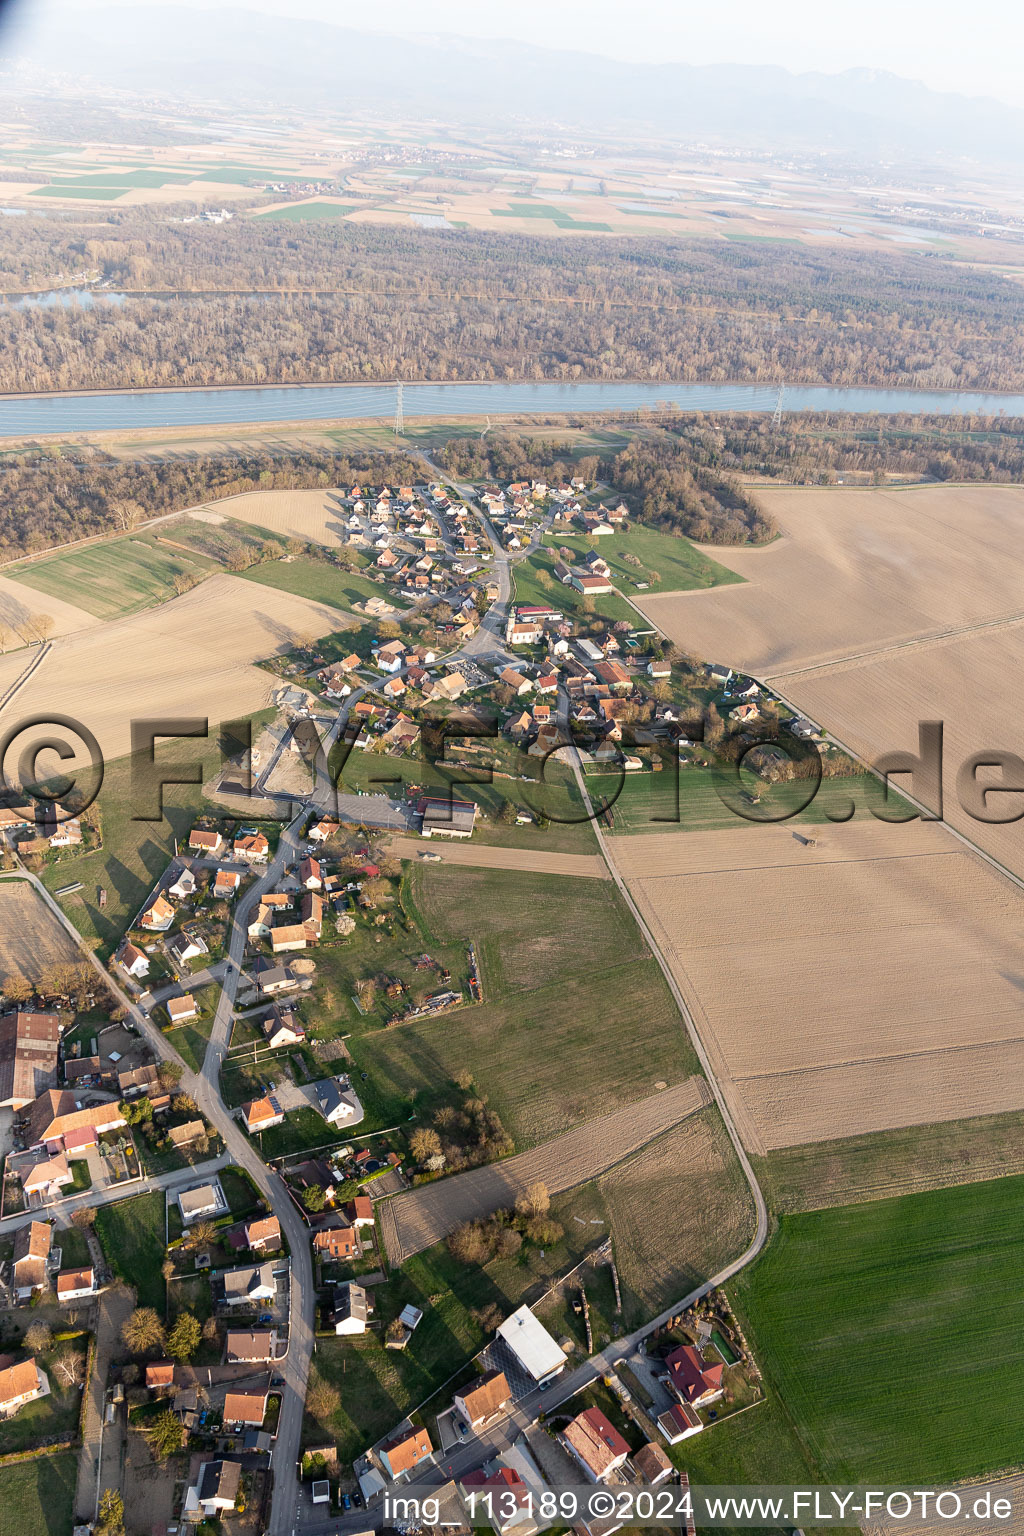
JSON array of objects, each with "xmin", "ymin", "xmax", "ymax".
[
  {"xmin": 394, "ymin": 381, "xmax": 404, "ymax": 437},
  {"xmin": 771, "ymin": 381, "xmax": 785, "ymax": 430}
]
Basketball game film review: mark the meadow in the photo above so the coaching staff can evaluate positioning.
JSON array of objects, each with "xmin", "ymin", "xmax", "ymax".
[
  {"xmin": 542, "ymin": 524, "xmax": 744, "ymax": 595},
  {"xmin": 95, "ymin": 1191, "xmax": 168, "ymax": 1313},
  {"xmin": 7, "ymin": 534, "xmax": 220, "ymax": 619},
  {"xmin": 239, "ymin": 556, "xmax": 393, "ymax": 613},
  {"xmin": 0, "ymin": 1452, "xmax": 78, "ymax": 1536},
  {"xmin": 731, "ymin": 1174, "xmax": 1024, "ymax": 1482}
]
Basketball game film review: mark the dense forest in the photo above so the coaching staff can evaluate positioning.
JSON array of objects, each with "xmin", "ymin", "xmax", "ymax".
[
  {"xmin": 0, "ymin": 446, "xmax": 424, "ymax": 560},
  {"xmin": 1, "ymin": 214, "xmax": 1024, "ymax": 392}
]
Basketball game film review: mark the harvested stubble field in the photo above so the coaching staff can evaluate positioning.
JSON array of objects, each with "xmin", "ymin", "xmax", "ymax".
[
  {"xmin": 196, "ymin": 488, "xmax": 351, "ymax": 547},
  {"xmin": 597, "ymin": 1104, "xmax": 756, "ymax": 1327},
  {"xmin": 379, "ymin": 1075, "xmax": 711, "ymax": 1264},
  {"xmin": 6, "ymin": 571, "xmax": 342, "ymax": 761},
  {"xmin": 610, "ymin": 819, "xmax": 1024, "ymax": 1152},
  {"xmin": 638, "ymin": 484, "xmax": 1024, "ymax": 675},
  {"xmin": 0, "ymin": 878, "xmax": 81, "ymax": 980}
]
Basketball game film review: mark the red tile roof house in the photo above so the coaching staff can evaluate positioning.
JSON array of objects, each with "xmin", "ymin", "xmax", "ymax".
[
  {"xmin": 145, "ymin": 1362, "xmax": 175, "ymax": 1393},
  {"xmin": 223, "ymin": 1389, "xmax": 268, "ymax": 1427},
  {"xmin": 656, "ymin": 1402, "xmax": 703, "ymax": 1444},
  {"xmin": 240, "ymin": 1095, "xmax": 285, "ymax": 1134},
  {"xmin": 460, "ymin": 1469, "xmax": 532, "ymax": 1534},
  {"xmin": 225, "ymin": 1329, "xmax": 278, "ymax": 1364},
  {"xmin": 559, "ymin": 1406, "xmax": 631, "ymax": 1482},
  {"xmin": 244, "ymin": 1215, "xmax": 281, "ymax": 1252},
  {"xmin": 299, "ymin": 857, "xmax": 323, "ymax": 890},
  {"xmin": 188, "ymin": 828, "xmax": 223, "ymax": 855},
  {"xmin": 213, "ymin": 868, "xmax": 242, "ymax": 899},
  {"xmin": 23, "ymin": 1089, "xmax": 126, "ymax": 1154},
  {"xmin": 118, "ymin": 942, "xmax": 150, "ymax": 979},
  {"xmin": 0, "ymin": 1357, "xmax": 49, "ymax": 1418},
  {"xmin": 453, "ymin": 1369, "xmax": 511, "ymax": 1431},
  {"xmin": 379, "ymin": 1424, "xmax": 434, "ymax": 1481},
  {"xmin": 312, "ymin": 1224, "xmax": 358, "ymax": 1261},
  {"xmin": 140, "ymin": 893, "xmax": 175, "ymax": 931},
  {"xmin": 665, "ymin": 1344, "xmax": 725, "ymax": 1407},
  {"xmin": 345, "ymin": 1195, "xmax": 374, "ymax": 1228},
  {"xmin": 56, "ymin": 1267, "xmax": 96, "ymax": 1302}
]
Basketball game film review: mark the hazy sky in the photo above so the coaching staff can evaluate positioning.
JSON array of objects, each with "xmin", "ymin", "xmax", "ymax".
[{"xmin": 17, "ymin": 0, "xmax": 1024, "ymax": 109}]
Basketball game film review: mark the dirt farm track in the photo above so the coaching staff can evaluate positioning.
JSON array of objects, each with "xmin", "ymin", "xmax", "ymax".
[{"xmin": 610, "ymin": 820, "xmax": 1024, "ymax": 1153}]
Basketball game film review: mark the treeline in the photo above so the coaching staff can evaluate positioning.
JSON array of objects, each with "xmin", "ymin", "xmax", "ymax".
[
  {"xmin": 0, "ymin": 444, "xmax": 424, "ymax": 560},
  {"xmin": 438, "ymin": 430, "xmax": 773, "ymax": 544},
  {"xmin": 666, "ymin": 411, "xmax": 1024, "ymax": 485},
  {"xmin": 2, "ymin": 214, "xmax": 1024, "ymax": 390}
]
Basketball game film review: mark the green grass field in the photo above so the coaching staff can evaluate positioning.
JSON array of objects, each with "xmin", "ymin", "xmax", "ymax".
[
  {"xmin": 511, "ymin": 550, "xmax": 639, "ymax": 626},
  {"xmin": 591, "ymin": 762, "xmax": 906, "ymax": 835},
  {"xmin": 253, "ymin": 201, "xmax": 356, "ymax": 220},
  {"xmin": 7, "ymin": 535, "xmax": 219, "ymax": 619},
  {"xmin": 731, "ymin": 1175, "xmax": 1024, "ymax": 1482},
  {"xmin": 492, "ymin": 203, "xmax": 612, "ymax": 232},
  {"xmin": 239, "ymin": 557, "xmax": 395, "ymax": 613},
  {"xmin": 0, "ymin": 1451, "xmax": 78, "ymax": 1536},
  {"xmin": 94, "ymin": 1191, "xmax": 167, "ymax": 1314},
  {"xmin": 349, "ymin": 866, "xmax": 699, "ymax": 1147},
  {"xmin": 542, "ymin": 524, "xmax": 744, "ymax": 594},
  {"xmin": 30, "ymin": 184, "xmax": 130, "ymax": 200}
]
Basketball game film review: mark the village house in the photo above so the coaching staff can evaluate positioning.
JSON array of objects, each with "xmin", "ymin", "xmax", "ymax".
[
  {"xmin": 12, "ymin": 1220, "xmax": 52, "ymax": 1300},
  {"xmin": 226, "ymin": 1330, "xmax": 278, "ymax": 1364},
  {"xmin": 460, "ymin": 1469, "xmax": 535, "ymax": 1535},
  {"xmin": 571, "ymin": 573, "xmax": 614, "ymax": 596},
  {"xmin": 372, "ymin": 639, "xmax": 406, "ymax": 672},
  {"xmin": 184, "ymin": 1459, "xmax": 242, "ymax": 1520},
  {"xmin": 270, "ymin": 922, "xmax": 308, "ymax": 955},
  {"xmin": 333, "ymin": 1281, "xmax": 371, "ymax": 1336},
  {"xmin": 178, "ymin": 1184, "xmax": 222, "ymax": 1224},
  {"xmin": 312, "ymin": 1224, "xmax": 358, "ymax": 1261},
  {"xmin": 20, "ymin": 1150, "xmax": 73, "ymax": 1201},
  {"xmin": 313, "ymin": 1076, "xmax": 361, "ymax": 1126},
  {"xmin": 647, "ymin": 658, "xmax": 672, "ymax": 679},
  {"xmin": 233, "ymin": 832, "xmax": 269, "ymax": 864},
  {"xmin": 213, "ymin": 868, "xmax": 241, "ymax": 899},
  {"xmin": 665, "ymin": 1344, "xmax": 725, "ymax": 1407},
  {"xmin": 140, "ymin": 893, "xmax": 175, "ymax": 931},
  {"xmin": 168, "ymin": 1120, "xmax": 206, "ymax": 1152},
  {"xmin": 346, "ymin": 1195, "xmax": 374, "ymax": 1228},
  {"xmin": 248, "ymin": 903, "xmax": 273, "ymax": 940},
  {"xmin": 379, "ymin": 1424, "xmax": 434, "ymax": 1482},
  {"xmin": 223, "ymin": 1390, "xmax": 268, "ymax": 1428},
  {"xmin": 244, "ymin": 1215, "xmax": 281, "ymax": 1252},
  {"xmin": 168, "ymin": 931, "xmax": 208, "ymax": 968},
  {"xmin": 263, "ymin": 1006, "xmax": 305, "ymax": 1049},
  {"xmin": 253, "ymin": 961, "xmax": 299, "ymax": 997},
  {"xmin": 0, "ymin": 1010, "xmax": 61, "ymax": 1110},
  {"xmin": 656, "ymin": 1402, "xmax": 703, "ymax": 1443},
  {"xmin": 0, "ymin": 1358, "xmax": 49, "ymax": 1418},
  {"xmin": 118, "ymin": 942, "xmax": 150, "ymax": 979},
  {"xmin": 499, "ymin": 667, "xmax": 532, "ymax": 697},
  {"xmin": 188, "ymin": 828, "xmax": 223, "ymax": 856},
  {"xmin": 145, "ymin": 1362, "xmax": 175, "ymax": 1393},
  {"xmin": 240, "ymin": 1094, "xmax": 284, "ymax": 1134},
  {"xmin": 594, "ymin": 660, "xmax": 632, "ymax": 691},
  {"xmin": 56, "ymin": 1267, "xmax": 97, "ymax": 1302},
  {"xmin": 308, "ymin": 817, "xmax": 341, "ymax": 843},
  {"xmin": 299, "ymin": 856, "xmax": 323, "ymax": 890},
  {"xmin": 168, "ymin": 866, "xmax": 197, "ymax": 900},
  {"xmin": 222, "ymin": 1263, "xmax": 276, "ymax": 1306},
  {"xmin": 560, "ymin": 1406, "xmax": 631, "ymax": 1483},
  {"xmin": 23, "ymin": 1089, "xmax": 126, "ymax": 1154},
  {"xmin": 167, "ymin": 994, "xmax": 198, "ymax": 1024},
  {"xmin": 453, "ymin": 1369, "xmax": 511, "ymax": 1432}
]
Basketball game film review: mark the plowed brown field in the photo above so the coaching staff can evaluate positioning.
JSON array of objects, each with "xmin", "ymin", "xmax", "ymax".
[{"xmin": 610, "ymin": 820, "xmax": 1024, "ymax": 1151}]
